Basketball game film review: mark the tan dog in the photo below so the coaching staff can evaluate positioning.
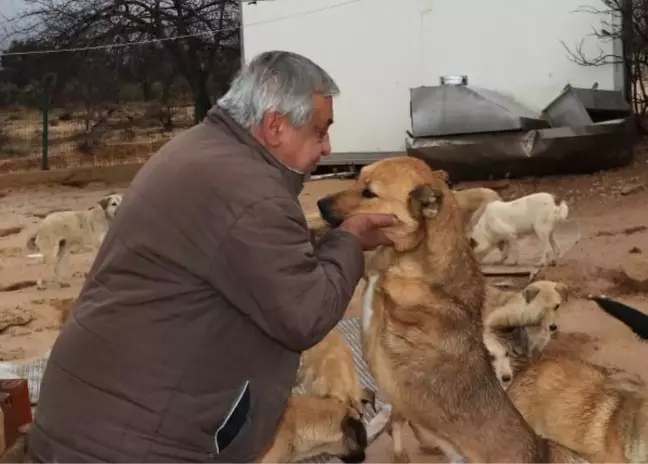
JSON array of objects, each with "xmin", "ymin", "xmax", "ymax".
[
  {"xmin": 297, "ymin": 328, "xmax": 375, "ymax": 419},
  {"xmin": 256, "ymin": 394, "xmax": 368, "ymax": 463},
  {"xmin": 485, "ymin": 280, "xmax": 568, "ymax": 351},
  {"xmin": 316, "ymin": 156, "xmax": 574, "ymax": 463},
  {"xmin": 453, "ymin": 187, "xmax": 502, "ymax": 231},
  {"xmin": 482, "ymin": 294, "xmax": 639, "ymax": 463},
  {"xmin": 507, "ymin": 355, "xmax": 648, "ymax": 463}
]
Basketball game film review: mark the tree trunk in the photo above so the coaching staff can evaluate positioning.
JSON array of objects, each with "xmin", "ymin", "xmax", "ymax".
[{"xmin": 192, "ymin": 69, "xmax": 212, "ymax": 124}]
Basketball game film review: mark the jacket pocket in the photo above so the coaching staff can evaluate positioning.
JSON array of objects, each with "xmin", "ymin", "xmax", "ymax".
[{"xmin": 210, "ymin": 380, "xmax": 255, "ymax": 461}]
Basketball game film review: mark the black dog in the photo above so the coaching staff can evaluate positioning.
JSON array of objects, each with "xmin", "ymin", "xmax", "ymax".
[{"xmin": 591, "ymin": 295, "xmax": 648, "ymax": 341}]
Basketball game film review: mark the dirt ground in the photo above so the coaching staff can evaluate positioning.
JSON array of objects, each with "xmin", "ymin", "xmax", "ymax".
[{"xmin": 2, "ymin": 146, "xmax": 648, "ymax": 461}]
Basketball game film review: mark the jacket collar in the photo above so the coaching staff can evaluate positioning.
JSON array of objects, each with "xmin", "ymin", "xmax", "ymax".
[{"xmin": 206, "ymin": 106, "xmax": 305, "ymax": 197}]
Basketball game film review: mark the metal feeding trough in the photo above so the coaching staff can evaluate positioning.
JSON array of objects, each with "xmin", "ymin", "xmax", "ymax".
[{"xmin": 406, "ymin": 81, "xmax": 638, "ymax": 182}]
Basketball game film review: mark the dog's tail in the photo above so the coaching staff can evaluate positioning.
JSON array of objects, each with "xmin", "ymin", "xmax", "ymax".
[
  {"xmin": 554, "ymin": 196, "xmax": 569, "ymax": 222},
  {"xmin": 26, "ymin": 233, "xmax": 39, "ymax": 252},
  {"xmin": 591, "ymin": 296, "xmax": 648, "ymax": 341}
]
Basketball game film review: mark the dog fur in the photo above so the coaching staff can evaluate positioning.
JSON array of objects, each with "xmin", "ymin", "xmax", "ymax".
[
  {"xmin": 256, "ymin": 395, "xmax": 368, "ymax": 463},
  {"xmin": 507, "ymin": 355, "xmax": 648, "ymax": 463},
  {"xmin": 297, "ymin": 328, "xmax": 375, "ymax": 419},
  {"xmin": 470, "ymin": 192, "xmax": 569, "ymax": 267},
  {"xmin": 26, "ymin": 193, "xmax": 122, "ymax": 289},
  {"xmin": 453, "ymin": 187, "xmax": 502, "ymax": 231},
  {"xmin": 316, "ymin": 156, "xmax": 568, "ymax": 463},
  {"xmin": 482, "ymin": 290, "xmax": 646, "ymax": 463}
]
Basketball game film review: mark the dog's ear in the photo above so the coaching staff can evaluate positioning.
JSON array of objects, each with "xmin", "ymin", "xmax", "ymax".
[
  {"xmin": 408, "ymin": 185, "xmax": 443, "ymax": 219},
  {"xmin": 522, "ymin": 286, "xmax": 541, "ymax": 304},
  {"xmin": 432, "ymin": 169, "xmax": 449, "ymax": 182},
  {"xmin": 555, "ymin": 282, "xmax": 569, "ymax": 302},
  {"xmin": 98, "ymin": 197, "xmax": 110, "ymax": 211}
]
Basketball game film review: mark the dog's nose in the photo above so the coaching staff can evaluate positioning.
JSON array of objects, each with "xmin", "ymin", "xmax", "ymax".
[
  {"xmin": 317, "ymin": 197, "xmax": 342, "ymax": 228},
  {"xmin": 501, "ymin": 374, "xmax": 512, "ymax": 383},
  {"xmin": 549, "ymin": 324, "xmax": 558, "ymax": 332}
]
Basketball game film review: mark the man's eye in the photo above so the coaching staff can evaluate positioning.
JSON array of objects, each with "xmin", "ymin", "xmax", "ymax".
[{"xmin": 361, "ymin": 188, "xmax": 376, "ymax": 199}]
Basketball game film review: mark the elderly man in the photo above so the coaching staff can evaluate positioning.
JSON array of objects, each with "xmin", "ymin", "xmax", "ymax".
[{"xmin": 27, "ymin": 51, "xmax": 395, "ymax": 463}]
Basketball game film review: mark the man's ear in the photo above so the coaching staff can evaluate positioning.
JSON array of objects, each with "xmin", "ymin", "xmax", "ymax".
[
  {"xmin": 408, "ymin": 185, "xmax": 443, "ymax": 219},
  {"xmin": 260, "ymin": 111, "xmax": 284, "ymax": 147}
]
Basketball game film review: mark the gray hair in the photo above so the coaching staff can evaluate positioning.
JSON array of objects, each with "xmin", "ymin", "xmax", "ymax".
[{"xmin": 217, "ymin": 50, "xmax": 340, "ymax": 130}]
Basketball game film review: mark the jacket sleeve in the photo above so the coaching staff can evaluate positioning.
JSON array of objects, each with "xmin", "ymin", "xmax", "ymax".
[{"xmin": 208, "ymin": 197, "xmax": 365, "ymax": 352}]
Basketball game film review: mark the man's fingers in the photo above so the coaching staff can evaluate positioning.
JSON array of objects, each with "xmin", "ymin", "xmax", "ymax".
[{"xmin": 367, "ymin": 214, "xmax": 398, "ymax": 228}]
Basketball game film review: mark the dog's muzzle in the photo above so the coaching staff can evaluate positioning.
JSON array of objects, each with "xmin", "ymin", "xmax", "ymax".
[{"xmin": 317, "ymin": 197, "xmax": 343, "ymax": 228}]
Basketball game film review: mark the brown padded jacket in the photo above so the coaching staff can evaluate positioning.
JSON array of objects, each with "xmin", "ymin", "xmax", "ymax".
[{"xmin": 27, "ymin": 107, "xmax": 365, "ymax": 462}]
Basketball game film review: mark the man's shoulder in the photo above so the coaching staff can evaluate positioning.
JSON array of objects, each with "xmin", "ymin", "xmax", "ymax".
[{"xmin": 137, "ymin": 122, "xmax": 297, "ymax": 218}]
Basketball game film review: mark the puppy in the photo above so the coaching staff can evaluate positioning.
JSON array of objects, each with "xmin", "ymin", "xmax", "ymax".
[
  {"xmin": 256, "ymin": 395, "xmax": 368, "ymax": 463},
  {"xmin": 297, "ymin": 328, "xmax": 376, "ymax": 419},
  {"xmin": 453, "ymin": 187, "xmax": 502, "ymax": 231},
  {"xmin": 482, "ymin": 281, "xmax": 568, "ymax": 389},
  {"xmin": 485, "ymin": 280, "xmax": 568, "ymax": 352},
  {"xmin": 317, "ymin": 156, "xmax": 566, "ymax": 463},
  {"xmin": 26, "ymin": 193, "xmax": 122, "ymax": 289},
  {"xmin": 470, "ymin": 192, "xmax": 569, "ymax": 267}
]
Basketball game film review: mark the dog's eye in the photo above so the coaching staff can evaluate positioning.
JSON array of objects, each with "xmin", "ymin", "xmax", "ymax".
[
  {"xmin": 361, "ymin": 188, "xmax": 376, "ymax": 199},
  {"xmin": 504, "ymin": 352, "xmax": 509, "ymax": 357}
]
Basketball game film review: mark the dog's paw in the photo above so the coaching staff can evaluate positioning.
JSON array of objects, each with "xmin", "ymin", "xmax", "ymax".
[{"xmin": 393, "ymin": 451, "xmax": 411, "ymax": 463}]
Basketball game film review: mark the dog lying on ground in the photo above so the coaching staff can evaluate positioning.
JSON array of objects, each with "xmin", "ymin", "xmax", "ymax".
[
  {"xmin": 483, "ymin": 281, "xmax": 568, "ymax": 389},
  {"xmin": 316, "ymin": 156, "xmax": 578, "ymax": 463},
  {"xmin": 262, "ymin": 328, "xmax": 374, "ymax": 463},
  {"xmin": 470, "ymin": 192, "xmax": 569, "ymax": 267},
  {"xmin": 26, "ymin": 193, "xmax": 123, "ymax": 289},
  {"xmin": 256, "ymin": 394, "xmax": 368, "ymax": 463},
  {"xmin": 482, "ymin": 288, "xmax": 647, "ymax": 463},
  {"xmin": 507, "ymin": 355, "xmax": 647, "ymax": 463},
  {"xmin": 453, "ymin": 187, "xmax": 502, "ymax": 231},
  {"xmin": 297, "ymin": 328, "xmax": 376, "ymax": 420}
]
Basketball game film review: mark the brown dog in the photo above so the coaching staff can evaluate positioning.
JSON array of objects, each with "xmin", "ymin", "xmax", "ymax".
[
  {"xmin": 256, "ymin": 394, "xmax": 368, "ymax": 463},
  {"xmin": 316, "ymin": 156, "xmax": 569, "ymax": 463},
  {"xmin": 507, "ymin": 355, "xmax": 647, "ymax": 463},
  {"xmin": 482, "ymin": 295, "xmax": 639, "ymax": 463},
  {"xmin": 297, "ymin": 328, "xmax": 376, "ymax": 419}
]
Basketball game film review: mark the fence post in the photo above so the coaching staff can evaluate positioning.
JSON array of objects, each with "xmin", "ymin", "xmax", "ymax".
[{"xmin": 40, "ymin": 84, "xmax": 50, "ymax": 171}]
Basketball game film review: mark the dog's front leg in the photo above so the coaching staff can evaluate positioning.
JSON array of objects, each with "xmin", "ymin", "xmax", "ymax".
[
  {"xmin": 389, "ymin": 410, "xmax": 410, "ymax": 463},
  {"xmin": 508, "ymin": 239, "xmax": 521, "ymax": 265}
]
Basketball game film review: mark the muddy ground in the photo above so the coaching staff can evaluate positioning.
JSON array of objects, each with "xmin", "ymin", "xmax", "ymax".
[{"xmin": 2, "ymin": 147, "xmax": 648, "ymax": 462}]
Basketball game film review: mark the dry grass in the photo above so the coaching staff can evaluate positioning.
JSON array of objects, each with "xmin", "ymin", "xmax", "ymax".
[{"xmin": 0, "ymin": 103, "xmax": 194, "ymax": 173}]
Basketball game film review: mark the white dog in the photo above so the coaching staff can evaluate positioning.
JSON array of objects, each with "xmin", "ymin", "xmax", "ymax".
[
  {"xmin": 453, "ymin": 187, "xmax": 502, "ymax": 232},
  {"xmin": 26, "ymin": 193, "xmax": 123, "ymax": 289},
  {"xmin": 470, "ymin": 192, "xmax": 569, "ymax": 267}
]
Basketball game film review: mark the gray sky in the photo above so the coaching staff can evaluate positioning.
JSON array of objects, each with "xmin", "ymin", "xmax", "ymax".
[{"xmin": 1, "ymin": 0, "xmax": 27, "ymax": 50}]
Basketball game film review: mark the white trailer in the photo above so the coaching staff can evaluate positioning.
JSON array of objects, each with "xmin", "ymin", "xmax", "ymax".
[{"xmin": 240, "ymin": 0, "xmax": 626, "ymax": 165}]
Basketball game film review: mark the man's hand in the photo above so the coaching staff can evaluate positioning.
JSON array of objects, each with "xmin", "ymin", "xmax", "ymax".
[{"xmin": 338, "ymin": 214, "xmax": 397, "ymax": 251}]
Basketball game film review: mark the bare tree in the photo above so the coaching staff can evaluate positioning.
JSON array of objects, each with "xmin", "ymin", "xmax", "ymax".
[
  {"xmin": 562, "ymin": 0, "xmax": 648, "ymax": 120},
  {"xmin": 7, "ymin": 0, "xmax": 240, "ymax": 122}
]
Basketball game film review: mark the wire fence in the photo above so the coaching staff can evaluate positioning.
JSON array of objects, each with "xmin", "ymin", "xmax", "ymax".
[{"xmin": 0, "ymin": 101, "xmax": 195, "ymax": 175}]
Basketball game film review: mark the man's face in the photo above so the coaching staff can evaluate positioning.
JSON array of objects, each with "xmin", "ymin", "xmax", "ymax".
[{"xmin": 256, "ymin": 93, "xmax": 334, "ymax": 174}]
